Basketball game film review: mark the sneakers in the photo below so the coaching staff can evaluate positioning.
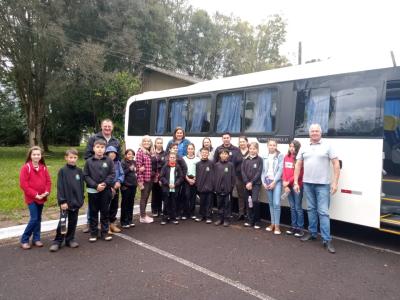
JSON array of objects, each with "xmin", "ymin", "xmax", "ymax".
[
  {"xmin": 67, "ymin": 241, "xmax": 79, "ymax": 248},
  {"xmin": 20, "ymin": 243, "xmax": 31, "ymax": 250},
  {"xmin": 191, "ymin": 215, "xmax": 197, "ymax": 220},
  {"xmin": 140, "ymin": 216, "xmax": 154, "ymax": 223},
  {"xmin": 152, "ymin": 212, "xmax": 159, "ymax": 217},
  {"xmin": 110, "ymin": 223, "xmax": 121, "ymax": 233},
  {"xmin": 172, "ymin": 220, "xmax": 179, "ymax": 225},
  {"xmin": 214, "ymin": 220, "xmax": 223, "ymax": 226},
  {"xmin": 121, "ymin": 224, "xmax": 130, "ymax": 229},
  {"xmin": 254, "ymin": 225, "xmax": 261, "ymax": 229},
  {"xmin": 294, "ymin": 230, "xmax": 304, "ymax": 238},
  {"xmin": 195, "ymin": 217, "xmax": 203, "ymax": 222},
  {"xmin": 244, "ymin": 222, "xmax": 251, "ymax": 227},
  {"xmin": 223, "ymin": 221, "xmax": 230, "ymax": 227},
  {"xmin": 129, "ymin": 223, "xmax": 135, "ymax": 227},
  {"xmin": 206, "ymin": 219, "xmax": 212, "ymax": 224},
  {"xmin": 266, "ymin": 225, "xmax": 274, "ymax": 232},
  {"xmin": 160, "ymin": 220, "xmax": 167, "ymax": 225},
  {"xmin": 82, "ymin": 224, "xmax": 90, "ymax": 233},
  {"xmin": 300, "ymin": 233, "xmax": 317, "ymax": 242},
  {"xmin": 286, "ymin": 228, "xmax": 295, "ymax": 235},
  {"xmin": 89, "ymin": 236, "xmax": 97, "ymax": 243},
  {"xmin": 181, "ymin": 216, "xmax": 187, "ymax": 220},
  {"xmin": 49, "ymin": 244, "xmax": 59, "ymax": 252},
  {"xmin": 323, "ymin": 240, "xmax": 336, "ymax": 254},
  {"xmin": 103, "ymin": 234, "xmax": 113, "ymax": 241}
]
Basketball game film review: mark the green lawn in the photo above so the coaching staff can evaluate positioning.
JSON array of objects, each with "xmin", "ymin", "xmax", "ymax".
[{"xmin": 0, "ymin": 146, "xmax": 86, "ymax": 216}]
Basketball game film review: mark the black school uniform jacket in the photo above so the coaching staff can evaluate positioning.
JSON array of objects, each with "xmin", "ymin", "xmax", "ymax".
[
  {"xmin": 164, "ymin": 155, "xmax": 188, "ymax": 177},
  {"xmin": 159, "ymin": 164, "xmax": 184, "ymax": 194},
  {"xmin": 196, "ymin": 159, "xmax": 214, "ymax": 193},
  {"xmin": 57, "ymin": 164, "xmax": 85, "ymax": 210},
  {"xmin": 83, "ymin": 156, "xmax": 115, "ymax": 189},
  {"xmin": 241, "ymin": 155, "xmax": 263, "ymax": 185},
  {"xmin": 121, "ymin": 159, "xmax": 137, "ymax": 187},
  {"xmin": 214, "ymin": 160, "xmax": 235, "ymax": 195}
]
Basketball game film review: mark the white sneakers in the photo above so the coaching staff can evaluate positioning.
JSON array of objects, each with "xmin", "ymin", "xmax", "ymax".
[{"xmin": 139, "ymin": 215, "xmax": 154, "ymax": 223}]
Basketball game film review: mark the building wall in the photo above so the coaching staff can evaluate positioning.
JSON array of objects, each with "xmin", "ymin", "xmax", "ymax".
[{"xmin": 142, "ymin": 70, "xmax": 193, "ymax": 92}]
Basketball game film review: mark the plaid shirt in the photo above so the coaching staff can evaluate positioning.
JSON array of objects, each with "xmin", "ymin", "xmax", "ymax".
[{"xmin": 136, "ymin": 148, "xmax": 152, "ymax": 184}]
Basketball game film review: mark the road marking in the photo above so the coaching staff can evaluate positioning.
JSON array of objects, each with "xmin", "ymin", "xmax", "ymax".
[{"xmin": 115, "ymin": 233, "xmax": 275, "ymax": 300}]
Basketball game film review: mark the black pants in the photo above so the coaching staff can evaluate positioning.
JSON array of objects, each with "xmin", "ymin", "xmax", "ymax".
[
  {"xmin": 163, "ymin": 191, "xmax": 177, "ymax": 221},
  {"xmin": 217, "ymin": 194, "xmax": 231, "ymax": 221},
  {"xmin": 175, "ymin": 186, "xmax": 185, "ymax": 217},
  {"xmin": 109, "ymin": 189, "xmax": 120, "ymax": 223},
  {"xmin": 89, "ymin": 189, "xmax": 112, "ymax": 237},
  {"xmin": 184, "ymin": 182, "xmax": 197, "ymax": 217},
  {"xmin": 53, "ymin": 209, "xmax": 79, "ymax": 245},
  {"xmin": 244, "ymin": 184, "xmax": 261, "ymax": 225},
  {"xmin": 198, "ymin": 192, "xmax": 212, "ymax": 219},
  {"xmin": 151, "ymin": 182, "xmax": 163, "ymax": 215},
  {"xmin": 121, "ymin": 185, "xmax": 137, "ymax": 226}
]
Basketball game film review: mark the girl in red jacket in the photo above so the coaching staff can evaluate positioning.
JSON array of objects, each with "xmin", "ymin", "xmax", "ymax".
[
  {"xmin": 19, "ymin": 146, "xmax": 51, "ymax": 249},
  {"xmin": 282, "ymin": 140, "xmax": 304, "ymax": 237}
]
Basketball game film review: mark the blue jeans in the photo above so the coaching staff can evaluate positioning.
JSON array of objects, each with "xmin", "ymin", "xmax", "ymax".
[
  {"xmin": 287, "ymin": 187, "xmax": 304, "ymax": 229},
  {"xmin": 303, "ymin": 183, "xmax": 331, "ymax": 241},
  {"xmin": 266, "ymin": 182, "xmax": 282, "ymax": 225},
  {"xmin": 21, "ymin": 202, "xmax": 44, "ymax": 243}
]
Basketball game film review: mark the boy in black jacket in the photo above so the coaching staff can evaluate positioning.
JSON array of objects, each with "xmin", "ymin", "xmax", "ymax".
[
  {"xmin": 120, "ymin": 149, "xmax": 137, "ymax": 228},
  {"xmin": 159, "ymin": 152, "xmax": 184, "ymax": 225},
  {"xmin": 195, "ymin": 148, "xmax": 214, "ymax": 223},
  {"xmin": 50, "ymin": 149, "xmax": 84, "ymax": 252},
  {"xmin": 241, "ymin": 142, "xmax": 263, "ymax": 229},
  {"xmin": 214, "ymin": 148, "xmax": 236, "ymax": 227},
  {"xmin": 83, "ymin": 139, "xmax": 115, "ymax": 242}
]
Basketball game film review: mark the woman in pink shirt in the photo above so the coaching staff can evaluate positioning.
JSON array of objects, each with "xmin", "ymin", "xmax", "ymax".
[
  {"xmin": 282, "ymin": 140, "xmax": 304, "ymax": 237},
  {"xmin": 19, "ymin": 146, "xmax": 51, "ymax": 249}
]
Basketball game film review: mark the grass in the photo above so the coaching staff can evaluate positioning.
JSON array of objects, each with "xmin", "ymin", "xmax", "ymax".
[{"xmin": 0, "ymin": 146, "xmax": 86, "ymax": 220}]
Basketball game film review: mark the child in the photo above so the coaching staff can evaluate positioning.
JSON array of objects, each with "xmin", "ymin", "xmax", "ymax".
[
  {"xmin": 19, "ymin": 146, "xmax": 51, "ymax": 250},
  {"xmin": 214, "ymin": 148, "xmax": 235, "ymax": 227},
  {"xmin": 262, "ymin": 139, "xmax": 284, "ymax": 234},
  {"xmin": 121, "ymin": 149, "xmax": 137, "ymax": 228},
  {"xmin": 282, "ymin": 140, "xmax": 304, "ymax": 237},
  {"xmin": 49, "ymin": 149, "xmax": 84, "ymax": 252},
  {"xmin": 151, "ymin": 138, "xmax": 165, "ymax": 217},
  {"xmin": 159, "ymin": 152, "xmax": 184, "ymax": 225},
  {"xmin": 106, "ymin": 146, "xmax": 124, "ymax": 233},
  {"xmin": 168, "ymin": 143, "xmax": 187, "ymax": 219},
  {"xmin": 195, "ymin": 147, "xmax": 214, "ymax": 223},
  {"xmin": 83, "ymin": 139, "xmax": 115, "ymax": 242},
  {"xmin": 241, "ymin": 142, "xmax": 263, "ymax": 229},
  {"xmin": 183, "ymin": 143, "xmax": 200, "ymax": 219}
]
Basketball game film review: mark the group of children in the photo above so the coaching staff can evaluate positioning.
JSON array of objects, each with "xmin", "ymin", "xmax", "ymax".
[{"xmin": 19, "ymin": 134, "xmax": 304, "ymax": 251}]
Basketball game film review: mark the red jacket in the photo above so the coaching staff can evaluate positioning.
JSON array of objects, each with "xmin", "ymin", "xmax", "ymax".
[
  {"xmin": 282, "ymin": 154, "xmax": 303, "ymax": 187},
  {"xmin": 19, "ymin": 161, "xmax": 52, "ymax": 205}
]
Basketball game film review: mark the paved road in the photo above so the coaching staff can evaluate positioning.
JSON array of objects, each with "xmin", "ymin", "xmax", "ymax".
[{"xmin": 0, "ymin": 219, "xmax": 399, "ymax": 300}]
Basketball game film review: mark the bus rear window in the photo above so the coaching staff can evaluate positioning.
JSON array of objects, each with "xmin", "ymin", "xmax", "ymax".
[{"xmin": 128, "ymin": 100, "xmax": 151, "ymax": 135}]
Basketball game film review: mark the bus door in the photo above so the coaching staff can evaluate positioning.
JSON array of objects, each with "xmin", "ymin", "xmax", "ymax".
[{"xmin": 381, "ymin": 80, "xmax": 400, "ymax": 234}]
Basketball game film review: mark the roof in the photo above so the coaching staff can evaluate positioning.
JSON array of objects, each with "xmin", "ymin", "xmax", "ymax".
[
  {"xmin": 144, "ymin": 65, "xmax": 204, "ymax": 84},
  {"xmin": 131, "ymin": 56, "xmax": 398, "ymax": 103}
]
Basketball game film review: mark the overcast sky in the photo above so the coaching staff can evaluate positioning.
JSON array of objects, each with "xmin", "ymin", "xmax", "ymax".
[{"xmin": 189, "ymin": 0, "xmax": 400, "ymax": 65}]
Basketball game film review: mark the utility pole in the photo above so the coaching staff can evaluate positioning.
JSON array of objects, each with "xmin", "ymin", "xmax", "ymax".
[
  {"xmin": 298, "ymin": 41, "xmax": 302, "ymax": 65},
  {"xmin": 390, "ymin": 50, "xmax": 397, "ymax": 67}
]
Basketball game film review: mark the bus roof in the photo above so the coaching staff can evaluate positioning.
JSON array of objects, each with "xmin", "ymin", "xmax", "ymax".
[{"xmin": 129, "ymin": 56, "xmax": 397, "ymax": 102}]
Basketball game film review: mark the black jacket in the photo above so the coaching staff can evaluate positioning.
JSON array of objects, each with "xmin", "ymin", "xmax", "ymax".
[
  {"xmin": 159, "ymin": 164, "xmax": 184, "ymax": 193},
  {"xmin": 83, "ymin": 156, "xmax": 115, "ymax": 189},
  {"xmin": 241, "ymin": 155, "xmax": 263, "ymax": 185},
  {"xmin": 121, "ymin": 159, "xmax": 137, "ymax": 187},
  {"xmin": 213, "ymin": 144, "xmax": 240, "ymax": 165},
  {"xmin": 214, "ymin": 160, "xmax": 235, "ymax": 195},
  {"xmin": 151, "ymin": 150, "xmax": 166, "ymax": 179},
  {"xmin": 57, "ymin": 164, "xmax": 85, "ymax": 210},
  {"xmin": 196, "ymin": 159, "xmax": 214, "ymax": 193},
  {"xmin": 84, "ymin": 132, "xmax": 121, "ymax": 160},
  {"xmin": 164, "ymin": 155, "xmax": 188, "ymax": 176}
]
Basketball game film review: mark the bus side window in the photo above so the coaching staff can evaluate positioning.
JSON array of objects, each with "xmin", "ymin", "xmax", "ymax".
[
  {"xmin": 128, "ymin": 100, "xmax": 151, "ymax": 135},
  {"xmin": 168, "ymin": 98, "xmax": 189, "ymax": 132}
]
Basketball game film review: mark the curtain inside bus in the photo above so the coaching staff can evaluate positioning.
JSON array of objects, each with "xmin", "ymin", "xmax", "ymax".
[
  {"xmin": 246, "ymin": 88, "xmax": 273, "ymax": 132},
  {"xmin": 216, "ymin": 93, "xmax": 242, "ymax": 133},
  {"xmin": 306, "ymin": 88, "xmax": 330, "ymax": 133},
  {"xmin": 190, "ymin": 97, "xmax": 208, "ymax": 132},
  {"xmin": 155, "ymin": 101, "xmax": 166, "ymax": 134},
  {"xmin": 170, "ymin": 99, "xmax": 188, "ymax": 131}
]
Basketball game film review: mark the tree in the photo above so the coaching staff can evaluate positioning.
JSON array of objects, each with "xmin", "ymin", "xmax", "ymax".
[{"xmin": 0, "ymin": 0, "xmax": 64, "ymax": 147}]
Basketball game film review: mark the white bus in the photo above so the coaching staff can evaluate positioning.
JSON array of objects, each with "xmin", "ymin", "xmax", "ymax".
[{"xmin": 125, "ymin": 59, "xmax": 400, "ymax": 235}]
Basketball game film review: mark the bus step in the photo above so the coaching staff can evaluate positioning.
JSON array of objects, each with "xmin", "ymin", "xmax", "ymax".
[
  {"xmin": 381, "ymin": 195, "xmax": 400, "ymax": 203},
  {"xmin": 382, "ymin": 178, "xmax": 400, "ymax": 196},
  {"xmin": 380, "ymin": 214, "xmax": 400, "ymax": 233}
]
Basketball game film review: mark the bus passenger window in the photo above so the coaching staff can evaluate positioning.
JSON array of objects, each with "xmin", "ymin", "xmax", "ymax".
[
  {"xmin": 128, "ymin": 100, "xmax": 151, "ymax": 135},
  {"xmin": 245, "ymin": 88, "xmax": 277, "ymax": 133},
  {"xmin": 188, "ymin": 96, "xmax": 211, "ymax": 133},
  {"xmin": 331, "ymin": 87, "xmax": 379, "ymax": 136},
  {"xmin": 155, "ymin": 100, "xmax": 166, "ymax": 134},
  {"xmin": 216, "ymin": 92, "xmax": 243, "ymax": 133},
  {"xmin": 168, "ymin": 98, "xmax": 189, "ymax": 132},
  {"xmin": 295, "ymin": 88, "xmax": 330, "ymax": 135}
]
